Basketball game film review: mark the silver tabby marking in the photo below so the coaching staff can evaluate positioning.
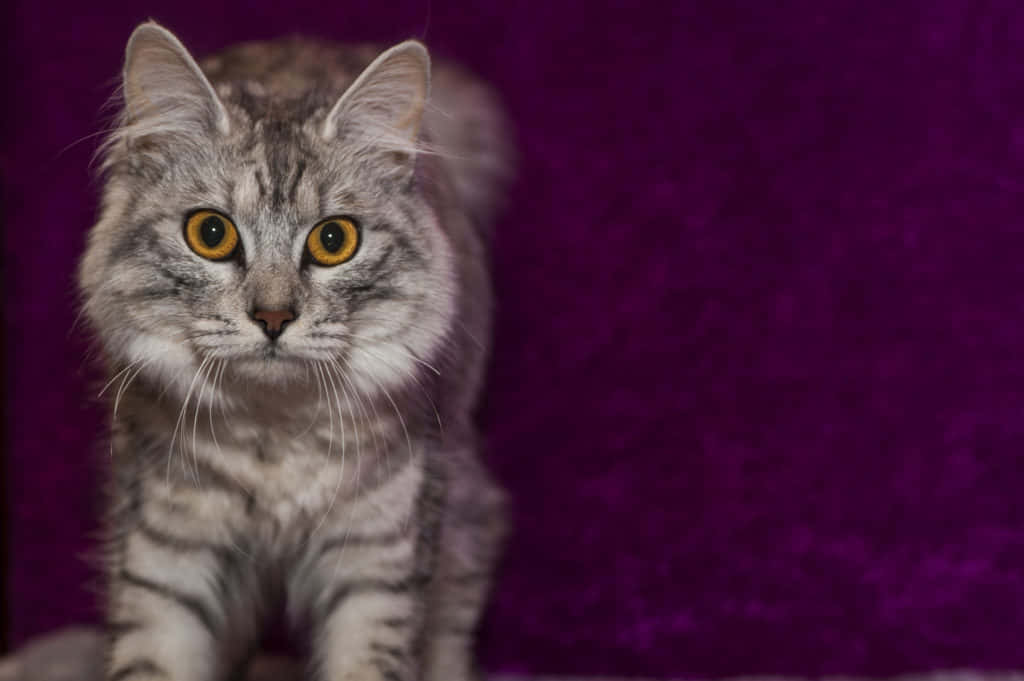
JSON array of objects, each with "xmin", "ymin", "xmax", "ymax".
[{"xmin": 78, "ymin": 21, "xmax": 511, "ymax": 681}]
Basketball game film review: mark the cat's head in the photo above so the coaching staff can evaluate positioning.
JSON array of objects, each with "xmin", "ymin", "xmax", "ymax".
[{"xmin": 79, "ymin": 23, "xmax": 457, "ymax": 400}]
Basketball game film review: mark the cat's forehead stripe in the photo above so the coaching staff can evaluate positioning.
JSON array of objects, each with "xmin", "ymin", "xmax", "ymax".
[
  {"xmin": 222, "ymin": 178, "xmax": 236, "ymax": 215},
  {"xmin": 254, "ymin": 168, "xmax": 267, "ymax": 198},
  {"xmin": 287, "ymin": 160, "xmax": 307, "ymax": 205},
  {"xmin": 261, "ymin": 125, "xmax": 312, "ymax": 211}
]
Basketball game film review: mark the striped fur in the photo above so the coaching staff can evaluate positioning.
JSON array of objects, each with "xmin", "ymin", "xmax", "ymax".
[{"xmin": 79, "ymin": 21, "xmax": 511, "ymax": 681}]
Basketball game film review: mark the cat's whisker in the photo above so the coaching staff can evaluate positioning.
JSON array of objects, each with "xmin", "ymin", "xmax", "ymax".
[
  {"xmin": 350, "ymin": 343, "xmax": 444, "ymax": 437},
  {"xmin": 109, "ymin": 359, "xmax": 152, "ymax": 460},
  {"xmin": 215, "ymin": 359, "xmax": 235, "ymax": 423},
  {"xmin": 292, "ymin": 360, "xmax": 325, "ymax": 440},
  {"xmin": 207, "ymin": 361, "xmax": 255, "ymax": 514},
  {"xmin": 323, "ymin": 360, "xmax": 375, "ymax": 583},
  {"xmin": 352, "ymin": 355, "xmax": 413, "ymax": 464},
  {"xmin": 208, "ymin": 360, "xmax": 225, "ymax": 458},
  {"xmin": 357, "ymin": 317, "xmax": 477, "ymax": 352},
  {"xmin": 441, "ymin": 316, "xmax": 485, "ymax": 351},
  {"xmin": 340, "ymin": 358, "xmax": 408, "ymax": 552},
  {"xmin": 329, "ymin": 355, "xmax": 390, "ymax": 482},
  {"xmin": 167, "ymin": 356, "xmax": 210, "ymax": 488},
  {"xmin": 313, "ymin": 361, "xmax": 335, "ymax": 468},
  {"xmin": 99, "ymin": 359, "xmax": 145, "ymax": 399},
  {"xmin": 193, "ymin": 355, "xmax": 217, "ymax": 467},
  {"xmin": 185, "ymin": 358, "xmax": 213, "ymax": 487},
  {"xmin": 113, "ymin": 359, "xmax": 151, "ymax": 423},
  {"xmin": 53, "ymin": 127, "xmax": 115, "ymax": 161},
  {"xmin": 341, "ymin": 333, "xmax": 442, "ymax": 376},
  {"xmin": 310, "ymin": 361, "xmax": 350, "ymax": 538},
  {"xmin": 67, "ymin": 306, "xmax": 92, "ymax": 340},
  {"xmin": 326, "ymin": 358, "xmax": 371, "ymax": 446},
  {"xmin": 314, "ymin": 321, "xmax": 466, "ymax": 364},
  {"xmin": 347, "ymin": 372, "xmax": 370, "ymax": 493},
  {"xmin": 201, "ymin": 360, "xmax": 256, "ymax": 565},
  {"xmin": 184, "ymin": 330, "xmax": 241, "ymax": 343}
]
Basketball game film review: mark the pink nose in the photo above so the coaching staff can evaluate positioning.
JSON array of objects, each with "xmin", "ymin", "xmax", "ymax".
[{"xmin": 251, "ymin": 308, "xmax": 295, "ymax": 339}]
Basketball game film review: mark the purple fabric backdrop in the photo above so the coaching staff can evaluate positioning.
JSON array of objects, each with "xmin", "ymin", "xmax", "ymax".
[{"xmin": 5, "ymin": 0, "xmax": 1024, "ymax": 676}]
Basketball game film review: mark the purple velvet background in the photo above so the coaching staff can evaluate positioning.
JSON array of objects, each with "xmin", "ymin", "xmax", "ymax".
[{"xmin": 5, "ymin": 0, "xmax": 1024, "ymax": 676}]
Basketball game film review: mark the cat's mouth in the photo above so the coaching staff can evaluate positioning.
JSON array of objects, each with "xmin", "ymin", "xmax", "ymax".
[{"xmin": 224, "ymin": 345, "xmax": 311, "ymax": 386}]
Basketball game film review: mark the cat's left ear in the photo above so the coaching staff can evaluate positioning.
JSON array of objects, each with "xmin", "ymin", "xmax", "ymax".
[{"xmin": 320, "ymin": 41, "xmax": 430, "ymax": 158}]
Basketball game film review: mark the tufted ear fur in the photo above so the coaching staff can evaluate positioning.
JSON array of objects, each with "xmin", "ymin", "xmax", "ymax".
[
  {"xmin": 119, "ymin": 22, "xmax": 230, "ymax": 147},
  {"xmin": 320, "ymin": 40, "xmax": 430, "ymax": 161}
]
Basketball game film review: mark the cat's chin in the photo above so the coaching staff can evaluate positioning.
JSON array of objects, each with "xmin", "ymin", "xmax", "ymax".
[{"xmin": 227, "ymin": 353, "xmax": 310, "ymax": 386}]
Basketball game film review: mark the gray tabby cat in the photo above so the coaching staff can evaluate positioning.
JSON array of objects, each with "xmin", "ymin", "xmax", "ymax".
[{"xmin": 77, "ymin": 21, "xmax": 511, "ymax": 681}]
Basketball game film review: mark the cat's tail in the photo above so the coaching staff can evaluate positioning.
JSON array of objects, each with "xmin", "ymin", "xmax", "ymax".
[{"xmin": 424, "ymin": 61, "xmax": 516, "ymax": 238}]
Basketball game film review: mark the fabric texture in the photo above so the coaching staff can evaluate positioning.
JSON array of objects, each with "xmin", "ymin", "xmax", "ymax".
[{"xmin": 4, "ymin": 0, "xmax": 1024, "ymax": 677}]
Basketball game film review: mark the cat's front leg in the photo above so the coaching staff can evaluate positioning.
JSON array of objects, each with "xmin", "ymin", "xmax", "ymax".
[
  {"xmin": 104, "ymin": 513, "xmax": 258, "ymax": 681},
  {"xmin": 295, "ymin": 455, "xmax": 439, "ymax": 681},
  {"xmin": 299, "ymin": 530, "xmax": 428, "ymax": 681},
  {"xmin": 317, "ymin": 573, "xmax": 424, "ymax": 681}
]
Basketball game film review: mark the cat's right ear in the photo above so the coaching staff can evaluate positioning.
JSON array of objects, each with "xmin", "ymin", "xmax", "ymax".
[{"xmin": 121, "ymin": 22, "xmax": 230, "ymax": 142}]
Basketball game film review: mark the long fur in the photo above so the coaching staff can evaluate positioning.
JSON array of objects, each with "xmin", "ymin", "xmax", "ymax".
[{"xmin": 78, "ymin": 21, "xmax": 512, "ymax": 681}]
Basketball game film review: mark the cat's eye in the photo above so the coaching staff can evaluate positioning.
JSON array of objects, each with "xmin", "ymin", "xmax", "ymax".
[
  {"xmin": 184, "ymin": 209, "xmax": 239, "ymax": 261},
  {"xmin": 307, "ymin": 217, "xmax": 360, "ymax": 266}
]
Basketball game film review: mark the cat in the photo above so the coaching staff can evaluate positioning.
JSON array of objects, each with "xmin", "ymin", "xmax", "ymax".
[{"xmin": 77, "ymin": 21, "xmax": 511, "ymax": 681}]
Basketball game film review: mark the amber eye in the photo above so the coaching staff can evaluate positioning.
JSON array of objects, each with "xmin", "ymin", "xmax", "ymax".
[
  {"xmin": 307, "ymin": 217, "xmax": 360, "ymax": 266},
  {"xmin": 184, "ymin": 210, "xmax": 239, "ymax": 260}
]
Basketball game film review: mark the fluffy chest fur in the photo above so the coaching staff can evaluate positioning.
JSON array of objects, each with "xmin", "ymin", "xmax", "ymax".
[{"xmin": 114, "ymin": 385, "xmax": 424, "ymax": 543}]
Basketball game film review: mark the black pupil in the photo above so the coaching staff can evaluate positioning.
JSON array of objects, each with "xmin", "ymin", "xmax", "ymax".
[
  {"xmin": 320, "ymin": 222, "xmax": 346, "ymax": 253},
  {"xmin": 200, "ymin": 216, "xmax": 225, "ymax": 248}
]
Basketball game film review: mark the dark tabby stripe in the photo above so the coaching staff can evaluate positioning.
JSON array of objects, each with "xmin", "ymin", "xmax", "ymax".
[
  {"xmin": 373, "ymin": 559, "xmax": 420, "ymax": 576},
  {"xmin": 445, "ymin": 571, "xmax": 489, "ymax": 586},
  {"xmin": 222, "ymin": 179, "xmax": 237, "ymax": 215},
  {"xmin": 376, "ymin": 616, "xmax": 411, "ymax": 629},
  {"xmin": 109, "ymin": 658, "xmax": 167, "ymax": 681},
  {"xmin": 438, "ymin": 621, "xmax": 476, "ymax": 637},
  {"xmin": 316, "ymin": 530, "xmax": 409, "ymax": 556},
  {"xmin": 369, "ymin": 641, "xmax": 406, "ymax": 663},
  {"xmin": 394, "ymin": 205, "xmax": 430, "ymax": 261},
  {"xmin": 374, "ymin": 219, "xmax": 426, "ymax": 267},
  {"xmin": 365, "ymin": 244, "xmax": 396, "ymax": 279},
  {"xmin": 188, "ymin": 458, "xmax": 261, "ymax": 512},
  {"xmin": 266, "ymin": 138, "xmax": 299, "ymax": 208},
  {"xmin": 390, "ymin": 228, "xmax": 426, "ymax": 268},
  {"xmin": 343, "ymin": 283, "xmax": 405, "ymax": 310},
  {"xmin": 370, "ymin": 658, "xmax": 405, "ymax": 681},
  {"xmin": 315, "ymin": 177, "xmax": 330, "ymax": 217},
  {"xmin": 412, "ymin": 454, "xmax": 446, "ymax": 583},
  {"xmin": 322, "ymin": 577, "xmax": 413, "ymax": 618},
  {"xmin": 107, "ymin": 619, "xmax": 145, "ymax": 638},
  {"xmin": 153, "ymin": 265, "xmax": 205, "ymax": 297},
  {"xmin": 108, "ymin": 219, "xmax": 160, "ymax": 265},
  {"xmin": 255, "ymin": 169, "xmax": 267, "ymax": 198},
  {"xmin": 120, "ymin": 570, "xmax": 217, "ymax": 636},
  {"xmin": 136, "ymin": 517, "xmax": 241, "ymax": 572},
  {"xmin": 288, "ymin": 159, "xmax": 307, "ymax": 203}
]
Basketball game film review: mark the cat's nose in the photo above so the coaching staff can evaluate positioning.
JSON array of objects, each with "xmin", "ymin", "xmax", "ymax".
[{"xmin": 251, "ymin": 308, "xmax": 296, "ymax": 340}]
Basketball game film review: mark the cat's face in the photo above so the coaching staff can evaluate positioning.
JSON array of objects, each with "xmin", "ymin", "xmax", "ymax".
[{"xmin": 79, "ymin": 25, "xmax": 454, "ymax": 400}]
